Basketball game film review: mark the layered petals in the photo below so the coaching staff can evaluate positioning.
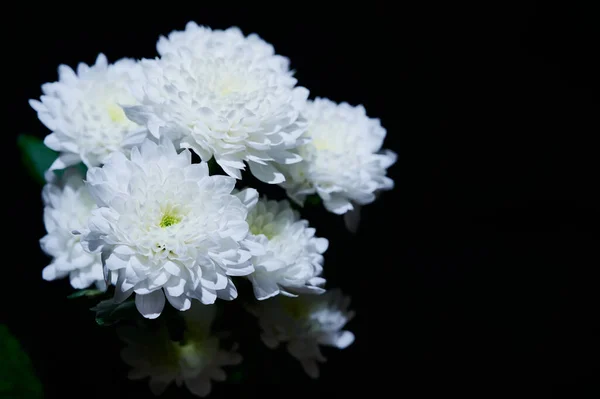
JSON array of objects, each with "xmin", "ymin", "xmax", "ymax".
[
  {"xmin": 80, "ymin": 138, "xmax": 257, "ymax": 318},
  {"xmin": 40, "ymin": 167, "xmax": 104, "ymax": 290},
  {"xmin": 118, "ymin": 304, "xmax": 241, "ymax": 397},
  {"xmin": 245, "ymin": 197, "xmax": 327, "ymax": 300},
  {"xmin": 248, "ymin": 289, "xmax": 355, "ymax": 379},
  {"xmin": 123, "ymin": 25, "xmax": 308, "ymax": 183},
  {"xmin": 30, "ymin": 53, "xmax": 147, "ymax": 168},
  {"xmin": 279, "ymin": 98, "xmax": 396, "ymax": 225}
]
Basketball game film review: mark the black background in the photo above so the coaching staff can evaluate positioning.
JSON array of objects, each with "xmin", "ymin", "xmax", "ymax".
[{"xmin": 3, "ymin": 2, "xmax": 599, "ymax": 398}]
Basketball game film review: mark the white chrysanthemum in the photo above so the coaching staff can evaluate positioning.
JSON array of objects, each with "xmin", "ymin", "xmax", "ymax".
[
  {"xmin": 249, "ymin": 289, "xmax": 355, "ymax": 379},
  {"xmin": 157, "ymin": 22, "xmax": 290, "ymax": 74},
  {"xmin": 80, "ymin": 138, "xmax": 259, "ymax": 319},
  {"xmin": 245, "ymin": 197, "xmax": 328, "ymax": 300},
  {"xmin": 124, "ymin": 29, "xmax": 308, "ymax": 184},
  {"xmin": 280, "ymin": 98, "xmax": 397, "ymax": 215},
  {"xmin": 40, "ymin": 167, "xmax": 105, "ymax": 290},
  {"xmin": 29, "ymin": 53, "xmax": 147, "ymax": 169},
  {"xmin": 119, "ymin": 304, "xmax": 241, "ymax": 397}
]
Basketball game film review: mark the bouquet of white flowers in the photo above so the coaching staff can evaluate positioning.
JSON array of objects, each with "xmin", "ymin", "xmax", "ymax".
[{"xmin": 19, "ymin": 22, "xmax": 396, "ymax": 397}]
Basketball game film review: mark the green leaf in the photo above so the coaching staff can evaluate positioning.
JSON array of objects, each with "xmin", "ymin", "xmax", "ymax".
[
  {"xmin": 91, "ymin": 299, "xmax": 137, "ymax": 326},
  {"xmin": 17, "ymin": 134, "xmax": 57, "ymax": 185},
  {"xmin": 0, "ymin": 324, "xmax": 44, "ymax": 399},
  {"xmin": 67, "ymin": 289, "xmax": 104, "ymax": 299},
  {"xmin": 305, "ymin": 194, "xmax": 322, "ymax": 206}
]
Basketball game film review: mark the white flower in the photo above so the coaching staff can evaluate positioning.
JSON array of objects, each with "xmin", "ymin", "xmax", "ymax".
[
  {"xmin": 279, "ymin": 98, "xmax": 397, "ymax": 215},
  {"xmin": 249, "ymin": 289, "xmax": 355, "ymax": 379},
  {"xmin": 124, "ymin": 27, "xmax": 308, "ymax": 184},
  {"xmin": 40, "ymin": 167, "xmax": 105, "ymax": 290},
  {"xmin": 245, "ymin": 196, "xmax": 328, "ymax": 300},
  {"xmin": 80, "ymin": 138, "xmax": 259, "ymax": 319},
  {"xmin": 119, "ymin": 304, "xmax": 241, "ymax": 397},
  {"xmin": 157, "ymin": 22, "xmax": 291, "ymax": 74},
  {"xmin": 29, "ymin": 53, "xmax": 147, "ymax": 169}
]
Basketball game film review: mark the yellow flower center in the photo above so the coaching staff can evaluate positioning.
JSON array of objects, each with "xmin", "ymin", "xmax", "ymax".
[
  {"xmin": 107, "ymin": 103, "xmax": 127, "ymax": 123},
  {"xmin": 312, "ymin": 137, "xmax": 333, "ymax": 151},
  {"xmin": 160, "ymin": 213, "xmax": 181, "ymax": 228},
  {"xmin": 176, "ymin": 341, "xmax": 203, "ymax": 369},
  {"xmin": 250, "ymin": 223, "xmax": 276, "ymax": 240}
]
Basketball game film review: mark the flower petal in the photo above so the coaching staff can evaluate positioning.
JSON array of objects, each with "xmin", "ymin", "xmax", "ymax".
[
  {"xmin": 248, "ymin": 161, "xmax": 285, "ymax": 184},
  {"xmin": 135, "ymin": 290, "xmax": 165, "ymax": 319}
]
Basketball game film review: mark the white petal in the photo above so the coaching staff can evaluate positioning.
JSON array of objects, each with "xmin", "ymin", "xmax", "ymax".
[
  {"xmin": 191, "ymin": 286, "xmax": 217, "ymax": 305},
  {"xmin": 261, "ymin": 333, "xmax": 280, "ymax": 349},
  {"xmin": 269, "ymin": 150, "xmax": 302, "ymax": 165},
  {"xmin": 42, "ymin": 264, "xmax": 63, "ymax": 281},
  {"xmin": 319, "ymin": 331, "xmax": 355, "ymax": 349},
  {"xmin": 343, "ymin": 205, "xmax": 362, "ymax": 233},
  {"xmin": 113, "ymin": 245, "xmax": 137, "ymax": 256},
  {"xmin": 163, "ymin": 260, "xmax": 181, "ymax": 276},
  {"xmin": 149, "ymin": 379, "xmax": 170, "ymax": 396},
  {"xmin": 313, "ymin": 237, "xmax": 329, "ymax": 253},
  {"xmin": 123, "ymin": 105, "xmax": 150, "ymax": 126},
  {"xmin": 210, "ymin": 175, "xmax": 236, "ymax": 194},
  {"xmin": 248, "ymin": 161, "xmax": 285, "ymax": 184},
  {"xmin": 165, "ymin": 292, "xmax": 191, "ymax": 311},
  {"xmin": 216, "ymin": 278, "xmax": 238, "ymax": 301},
  {"xmin": 249, "ymin": 274, "xmax": 280, "ymax": 300},
  {"xmin": 105, "ymin": 253, "xmax": 128, "ymax": 271},
  {"xmin": 135, "ymin": 290, "xmax": 165, "ymax": 319},
  {"xmin": 257, "ymin": 258, "xmax": 286, "ymax": 272},
  {"xmin": 165, "ymin": 277, "xmax": 186, "ymax": 297},
  {"xmin": 241, "ymin": 238, "xmax": 266, "ymax": 256},
  {"xmin": 234, "ymin": 188, "xmax": 258, "ymax": 209},
  {"xmin": 43, "ymin": 133, "xmax": 62, "ymax": 151},
  {"xmin": 323, "ymin": 195, "xmax": 353, "ymax": 215},
  {"xmin": 210, "ymin": 368, "xmax": 226, "ymax": 382},
  {"xmin": 224, "ymin": 263, "xmax": 254, "ymax": 277},
  {"xmin": 50, "ymin": 153, "xmax": 81, "ymax": 170},
  {"xmin": 185, "ymin": 377, "xmax": 211, "ymax": 397}
]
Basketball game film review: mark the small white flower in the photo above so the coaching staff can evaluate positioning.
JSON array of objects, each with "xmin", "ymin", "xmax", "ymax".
[
  {"xmin": 249, "ymin": 289, "xmax": 355, "ymax": 379},
  {"xmin": 80, "ymin": 138, "xmax": 259, "ymax": 319},
  {"xmin": 40, "ymin": 167, "xmax": 105, "ymax": 290},
  {"xmin": 29, "ymin": 53, "xmax": 147, "ymax": 169},
  {"xmin": 157, "ymin": 22, "xmax": 291, "ymax": 74},
  {"xmin": 124, "ymin": 26, "xmax": 308, "ymax": 184},
  {"xmin": 279, "ymin": 98, "xmax": 397, "ymax": 216},
  {"xmin": 119, "ymin": 304, "xmax": 242, "ymax": 397},
  {"xmin": 245, "ymin": 196, "xmax": 328, "ymax": 300}
]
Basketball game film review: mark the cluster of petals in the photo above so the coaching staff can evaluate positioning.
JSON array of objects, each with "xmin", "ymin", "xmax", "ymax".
[
  {"xmin": 119, "ymin": 304, "xmax": 241, "ymax": 397},
  {"xmin": 40, "ymin": 167, "xmax": 105, "ymax": 290},
  {"xmin": 30, "ymin": 53, "xmax": 147, "ymax": 169},
  {"xmin": 279, "ymin": 98, "xmax": 396, "ymax": 216},
  {"xmin": 244, "ymin": 196, "xmax": 328, "ymax": 300},
  {"xmin": 27, "ymin": 22, "xmax": 395, "ymax": 389},
  {"xmin": 249, "ymin": 289, "xmax": 355, "ymax": 378},
  {"xmin": 124, "ymin": 23, "xmax": 308, "ymax": 184},
  {"xmin": 80, "ymin": 139, "xmax": 259, "ymax": 319}
]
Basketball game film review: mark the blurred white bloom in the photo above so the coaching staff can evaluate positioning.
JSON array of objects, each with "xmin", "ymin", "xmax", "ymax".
[
  {"xmin": 124, "ymin": 26, "xmax": 308, "ymax": 184},
  {"xmin": 249, "ymin": 289, "xmax": 355, "ymax": 378},
  {"xmin": 157, "ymin": 22, "xmax": 291, "ymax": 74},
  {"xmin": 41, "ymin": 167, "xmax": 105, "ymax": 290},
  {"xmin": 80, "ymin": 138, "xmax": 258, "ymax": 319},
  {"xmin": 119, "ymin": 304, "xmax": 241, "ymax": 397},
  {"xmin": 279, "ymin": 98, "xmax": 396, "ymax": 216},
  {"xmin": 29, "ymin": 54, "xmax": 147, "ymax": 169},
  {"xmin": 245, "ymin": 197, "xmax": 328, "ymax": 300}
]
